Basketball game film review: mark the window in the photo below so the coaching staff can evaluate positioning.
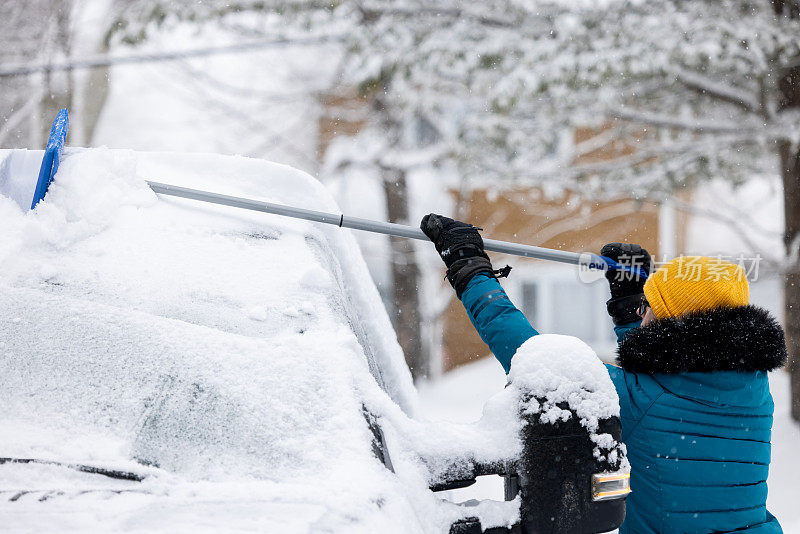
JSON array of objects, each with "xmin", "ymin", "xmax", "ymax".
[{"xmin": 517, "ymin": 271, "xmax": 617, "ymax": 360}]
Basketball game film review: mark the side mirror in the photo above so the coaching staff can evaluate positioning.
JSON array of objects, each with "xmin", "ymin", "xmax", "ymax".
[
  {"xmin": 515, "ymin": 401, "xmax": 628, "ymax": 533},
  {"xmin": 440, "ymin": 407, "xmax": 628, "ymax": 534},
  {"xmin": 433, "ymin": 335, "xmax": 630, "ymax": 534}
]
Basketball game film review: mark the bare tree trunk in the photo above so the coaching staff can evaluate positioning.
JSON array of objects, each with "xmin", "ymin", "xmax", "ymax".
[
  {"xmin": 82, "ymin": 61, "xmax": 110, "ymax": 144},
  {"xmin": 779, "ymin": 140, "xmax": 800, "ymax": 422},
  {"xmin": 40, "ymin": 0, "xmax": 74, "ymax": 144},
  {"xmin": 383, "ymin": 166, "xmax": 429, "ymax": 381},
  {"xmin": 772, "ymin": 0, "xmax": 800, "ymax": 422}
]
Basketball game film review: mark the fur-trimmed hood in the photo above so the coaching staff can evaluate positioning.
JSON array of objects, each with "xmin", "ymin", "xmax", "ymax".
[{"xmin": 617, "ymin": 305, "xmax": 787, "ymax": 374}]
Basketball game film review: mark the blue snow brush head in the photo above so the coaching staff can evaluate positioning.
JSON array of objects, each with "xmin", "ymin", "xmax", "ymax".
[{"xmin": 31, "ymin": 108, "xmax": 69, "ymax": 210}]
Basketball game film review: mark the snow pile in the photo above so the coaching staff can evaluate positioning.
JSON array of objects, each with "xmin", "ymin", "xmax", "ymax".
[{"xmin": 508, "ymin": 334, "xmax": 625, "ymax": 466}]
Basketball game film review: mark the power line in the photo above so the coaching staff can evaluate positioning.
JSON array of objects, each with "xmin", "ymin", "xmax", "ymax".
[{"xmin": 0, "ymin": 34, "xmax": 343, "ymax": 78}]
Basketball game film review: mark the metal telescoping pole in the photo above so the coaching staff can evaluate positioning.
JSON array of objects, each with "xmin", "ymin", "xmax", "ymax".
[{"xmin": 146, "ymin": 181, "xmax": 644, "ymax": 277}]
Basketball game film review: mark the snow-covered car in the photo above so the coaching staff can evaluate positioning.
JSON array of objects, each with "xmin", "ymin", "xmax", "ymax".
[{"xmin": 0, "ymin": 148, "xmax": 628, "ymax": 533}]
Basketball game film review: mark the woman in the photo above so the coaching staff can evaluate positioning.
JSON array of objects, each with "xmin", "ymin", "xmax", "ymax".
[{"xmin": 421, "ymin": 213, "xmax": 785, "ymax": 533}]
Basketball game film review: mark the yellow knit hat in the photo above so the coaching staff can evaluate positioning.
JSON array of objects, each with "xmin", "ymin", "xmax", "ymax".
[{"xmin": 643, "ymin": 256, "xmax": 749, "ymax": 319}]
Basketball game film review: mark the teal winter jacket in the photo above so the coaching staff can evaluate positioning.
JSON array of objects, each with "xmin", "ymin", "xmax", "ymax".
[{"xmin": 460, "ymin": 274, "xmax": 786, "ymax": 534}]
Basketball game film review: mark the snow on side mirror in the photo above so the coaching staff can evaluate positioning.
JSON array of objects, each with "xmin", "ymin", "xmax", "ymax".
[{"xmin": 507, "ymin": 334, "xmax": 629, "ymax": 534}]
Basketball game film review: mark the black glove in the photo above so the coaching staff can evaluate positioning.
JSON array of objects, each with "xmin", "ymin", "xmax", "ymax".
[
  {"xmin": 421, "ymin": 213, "xmax": 506, "ymax": 298},
  {"xmin": 601, "ymin": 242, "xmax": 652, "ymax": 325}
]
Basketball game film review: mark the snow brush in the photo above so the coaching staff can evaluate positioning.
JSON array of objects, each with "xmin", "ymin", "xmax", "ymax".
[{"xmin": 146, "ymin": 181, "xmax": 648, "ymax": 279}]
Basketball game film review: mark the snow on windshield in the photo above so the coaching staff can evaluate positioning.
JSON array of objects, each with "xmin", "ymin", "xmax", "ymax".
[{"xmin": 0, "ymin": 148, "xmax": 432, "ymax": 527}]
